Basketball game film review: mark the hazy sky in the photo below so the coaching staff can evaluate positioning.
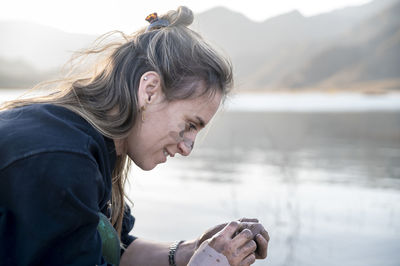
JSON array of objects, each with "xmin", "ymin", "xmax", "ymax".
[{"xmin": 1, "ymin": 0, "xmax": 371, "ymax": 34}]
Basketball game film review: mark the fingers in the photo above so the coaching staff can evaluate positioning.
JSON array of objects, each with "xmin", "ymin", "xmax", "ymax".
[
  {"xmin": 241, "ymin": 239, "xmax": 257, "ymax": 255},
  {"xmin": 196, "ymin": 222, "xmax": 228, "ymax": 248},
  {"xmin": 238, "ymin": 222, "xmax": 264, "ymax": 238},
  {"xmin": 221, "ymin": 230, "xmax": 256, "ymax": 266},
  {"xmin": 254, "ymin": 233, "xmax": 269, "ymax": 259},
  {"xmin": 240, "ymin": 252, "xmax": 256, "ymax": 266},
  {"xmin": 260, "ymin": 228, "xmax": 270, "ymax": 242},
  {"xmin": 205, "ymin": 219, "xmax": 269, "ymax": 265},
  {"xmin": 231, "ymin": 228, "xmax": 253, "ymax": 248},
  {"xmin": 209, "ymin": 221, "xmax": 240, "ymax": 253},
  {"xmin": 236, "ymin": 221, "xmax": 270, "ymax": 260},
  {"xmin": 218, "ymin": 221, "xmax": 240, "ymax": 239}
]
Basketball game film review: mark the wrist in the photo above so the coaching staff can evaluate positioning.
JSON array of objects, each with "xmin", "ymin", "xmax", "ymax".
[{"xmin": 174, "ymin": 239, "xmax": 197, "ymax": 266}]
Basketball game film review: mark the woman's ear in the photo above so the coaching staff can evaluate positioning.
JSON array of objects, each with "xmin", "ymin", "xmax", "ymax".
[{"xmin": 137, "ymin": 71, "xmax": 162, "ymax": 106}]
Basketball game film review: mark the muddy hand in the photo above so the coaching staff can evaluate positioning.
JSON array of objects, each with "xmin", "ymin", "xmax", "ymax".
[
  {"xmin": 237, "ymin": 218, "xmax": 270, "ymax": 259},
  {"xmin": 208, "ymin": 221, "xmax": 257, "ymax": 266}
]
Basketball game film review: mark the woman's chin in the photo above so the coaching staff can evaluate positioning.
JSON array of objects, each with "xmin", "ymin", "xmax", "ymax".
[{"xmin": 140, "ymin": 161, "xmax": 159, "ymax": 171}]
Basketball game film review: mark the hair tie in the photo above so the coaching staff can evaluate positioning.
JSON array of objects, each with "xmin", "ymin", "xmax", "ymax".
[{"xmin": 145, "ymin": 12, "xmax": 169, "ymax": 32}]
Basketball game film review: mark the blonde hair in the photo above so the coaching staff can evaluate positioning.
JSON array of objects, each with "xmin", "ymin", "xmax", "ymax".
[{"xmin": 1, "ymin": 6, "xmax": 233, "ymax": 236}]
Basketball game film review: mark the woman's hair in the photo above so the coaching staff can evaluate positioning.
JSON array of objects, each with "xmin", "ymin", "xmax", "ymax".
[{"xmin": 1, "ymin": 6, "xmax": 233, "ymax": 237}]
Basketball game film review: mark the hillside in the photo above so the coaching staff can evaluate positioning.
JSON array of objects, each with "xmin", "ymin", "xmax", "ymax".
[
  {"xmin": 193, "ymin": 0, "xmax": 399, "ymax": 91},
  {"xmin": 0, "ymin": 21, "xmax": 96, "ymax": 71},
  {"xmin": 282, "ymin": 1, "xmax": 400, "ymax": 90},
  {"xmin": 0, "ymin": 0, "xmax": 398, "ymax": 91}
]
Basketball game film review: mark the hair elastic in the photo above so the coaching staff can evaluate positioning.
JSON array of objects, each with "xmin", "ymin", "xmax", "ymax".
[{"xmin": 145, "ymin": 12, "xmax": 169, "ymax": 32}]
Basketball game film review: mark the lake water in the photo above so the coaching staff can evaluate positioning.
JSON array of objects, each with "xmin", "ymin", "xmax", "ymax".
[{"xmin": 2, "ymin": 89, "xmax": 400, "ymax": 266}]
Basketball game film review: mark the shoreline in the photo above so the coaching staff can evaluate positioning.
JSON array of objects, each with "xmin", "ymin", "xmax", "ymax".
[{"xmin": 2, "ymin": 88, "xmax": 400, "ymax": 112}]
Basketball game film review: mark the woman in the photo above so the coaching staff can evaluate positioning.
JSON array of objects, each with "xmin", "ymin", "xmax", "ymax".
[{"xmin": 0, "ymin": 6, "xmax": 269, "ymax": 266}]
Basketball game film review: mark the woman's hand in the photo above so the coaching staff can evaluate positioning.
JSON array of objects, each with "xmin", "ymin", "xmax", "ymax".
[
  {"xmin": 189, "ymin": 221, "xmax": 256, "ymax": 266},
  {"xmin": 210, "ymin": 221, "xmax": 257, "ymax": 266},
  {"xmin": 189, "ymin": 218, "xmax": 269, "ymax": 266},
  {"xmin": 237, "ymin": 219, "xmax": 270, "ymax": 259},
  {"xmin": 195, "ymin": 218, "xmax": 270, "ymax": 260}
]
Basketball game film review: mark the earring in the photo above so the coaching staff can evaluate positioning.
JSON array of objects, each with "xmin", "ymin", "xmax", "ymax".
[
  {"xmin": 140, "ymin": 105, "xmax": 146, "ymax": 122},
  {"xmin": 143, "ymin": 76, "xmax": 148, "ymax": 81}
]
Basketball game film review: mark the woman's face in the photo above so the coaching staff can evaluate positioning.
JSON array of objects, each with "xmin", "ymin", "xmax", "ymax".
[{"xmin": 120, "ymin": 72, "xmax": 222, "ymax": 171}]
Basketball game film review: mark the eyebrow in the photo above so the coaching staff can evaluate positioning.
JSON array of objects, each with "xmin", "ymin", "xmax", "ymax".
[{"xmin": 195, "ymin": 116, "xmax": 205, "ymax": 128}]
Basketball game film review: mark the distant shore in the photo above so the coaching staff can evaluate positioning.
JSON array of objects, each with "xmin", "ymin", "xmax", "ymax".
[{"xmin": 2, "ymin": 87, "xmax": 400, "ymax": 95}]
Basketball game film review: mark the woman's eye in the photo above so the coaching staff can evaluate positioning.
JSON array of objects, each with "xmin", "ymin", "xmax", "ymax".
[{"xmin": 187, "ymin": 123, "xmax": 197, "ymax": 131}]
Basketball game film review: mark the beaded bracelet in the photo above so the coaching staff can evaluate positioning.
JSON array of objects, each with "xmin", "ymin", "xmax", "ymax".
[{"xmin": 168, "ymin": 240, "xmax": 185, "ymax": 266}]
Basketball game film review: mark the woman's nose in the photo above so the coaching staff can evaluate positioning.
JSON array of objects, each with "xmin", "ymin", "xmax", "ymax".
[{"xmin": 178, "ymin": 136, "xmax": 195, "ymax": 156}]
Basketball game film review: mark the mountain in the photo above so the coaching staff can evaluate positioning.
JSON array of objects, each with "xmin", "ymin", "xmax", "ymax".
[
  {"xmin": 0, "ymin": 57, "xmax": 47, "ymax": 88},
  {"xmin": 0, "ymin": 0, "xmax": 399, "ymax": 91},
  {"xmin": 0, "ymin": 21, "xmax": 96, "ymax": 71},
  {"xmin": 193, "ymin": 0, "xmax": 400, "ymax": 91},
  {"xmin": 0, "ymin": 21, "xmax": 97, "ymax": 88},
  {"xmin": 282, "ymin": 0, "xmax": 400, "ymax": 89}
]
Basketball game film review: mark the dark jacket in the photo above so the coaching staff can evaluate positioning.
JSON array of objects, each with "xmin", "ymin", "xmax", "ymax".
[{"xmin": 0, "ymin": 104, "xmax": 135, "ymax": 265}]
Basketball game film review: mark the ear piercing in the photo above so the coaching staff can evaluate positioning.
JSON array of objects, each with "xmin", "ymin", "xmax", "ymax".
[
  {"xmin": 140, "ymin": 105, "xmax": 146, "ymax": 122},
  {"xmin": 143, "ymin": 76, "xmax": 148, "ymax": 81}
]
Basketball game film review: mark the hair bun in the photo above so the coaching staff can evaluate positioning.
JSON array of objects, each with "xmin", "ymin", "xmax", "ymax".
[{"xmin": 162, "ymin": 6, "xmax": 194, "ymax": 27}]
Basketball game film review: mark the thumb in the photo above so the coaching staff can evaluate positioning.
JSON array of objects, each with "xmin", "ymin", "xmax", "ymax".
[{"xmin": 217, "ymin": 221, "xmax": 240, "ymax": 239}]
